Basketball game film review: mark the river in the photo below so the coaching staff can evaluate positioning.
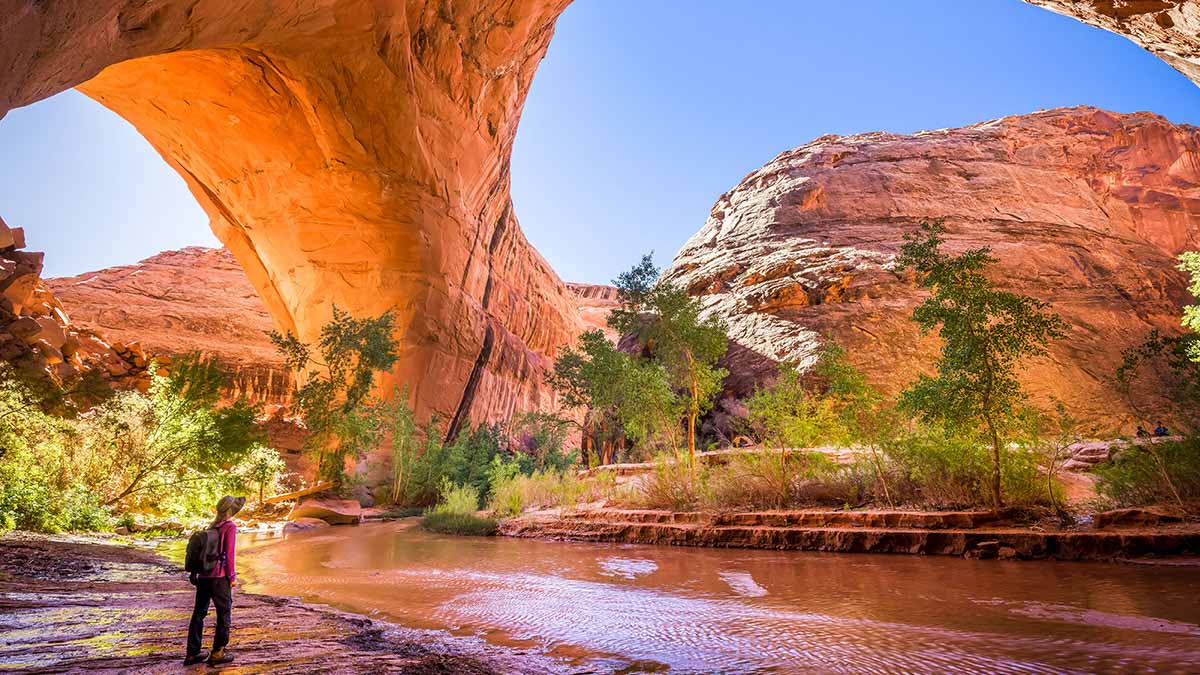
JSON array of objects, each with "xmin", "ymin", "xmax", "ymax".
[{"xmin": 238, "ymin": 520, "xmax": 1200, "ymax": 673}]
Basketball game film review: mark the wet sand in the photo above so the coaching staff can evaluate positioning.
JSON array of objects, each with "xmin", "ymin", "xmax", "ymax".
[{"xmin": 0, "ymin": 533, "xmax": 564, "ymax": 674}]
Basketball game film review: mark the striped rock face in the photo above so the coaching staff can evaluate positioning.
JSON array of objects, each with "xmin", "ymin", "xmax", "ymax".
[
  {"xmin": 0, "ymin": 0, "xmax": 1194, "ymax": 430},
  {"xmin": 663, "ymin": 107, "xmax": 1200, "ymax": 431}
]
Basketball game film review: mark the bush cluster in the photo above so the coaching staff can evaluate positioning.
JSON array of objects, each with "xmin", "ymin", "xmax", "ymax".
[
  {"xmin": 1095, "ymin": 439, "xmax": 1200, "ymax": 507},
  {"xmin": 0, "ymin": 358, "xmax": 289, "ymax": 533}
]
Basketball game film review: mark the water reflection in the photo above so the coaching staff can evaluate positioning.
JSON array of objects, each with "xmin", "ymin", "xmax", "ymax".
[{"xmin": 239, "ymin": 521, "xmax": 1200, "ymax": 673}]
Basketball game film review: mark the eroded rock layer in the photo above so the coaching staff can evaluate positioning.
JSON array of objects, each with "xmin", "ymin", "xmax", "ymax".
[
  {"xmin": 662, "ymin": 107, "xmax": 1200, "ymax": 432},
  {"xmin": 48, "ymin": 247, "xmax": 291, "ymax": 404},
  {"xmin": 0, "ymin": 217, "xmax": 149, "ymax": 392}
]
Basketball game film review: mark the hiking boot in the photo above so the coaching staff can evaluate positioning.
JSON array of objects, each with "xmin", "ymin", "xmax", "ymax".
[
  {"xmin": 183, "ymin": 651, "xmax": 209, "ymax": 665},
  {"xmin": 207, "ymin": 649, "xmax": 235, "ymax": 666}
]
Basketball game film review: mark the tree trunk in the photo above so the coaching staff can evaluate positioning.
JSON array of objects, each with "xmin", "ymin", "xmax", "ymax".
[
  {"xmin": 985, "ymin": 415, "xmax": 1003, "ymax": 513},
  {"xmin": 687, "ymin": 372, "xmax": 699, "ymax": 470}
]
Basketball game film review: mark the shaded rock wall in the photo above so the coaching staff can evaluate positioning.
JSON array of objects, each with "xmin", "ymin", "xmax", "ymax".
[
  {"xmin": 662, "ymin": 107, "xmax": 1200, "ymax": 433},
  {"xmin": 48, "ymin": 247, "xmax": 291, "ymax": 405},
  {"xmin": 0, "ymin": 0, "xmax": 1195, "ymax": 430}
]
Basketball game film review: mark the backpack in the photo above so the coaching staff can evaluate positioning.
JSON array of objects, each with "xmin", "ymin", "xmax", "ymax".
[{"xmin": 184, "ymin": 525, "xmax": 225, "ymax": 575}]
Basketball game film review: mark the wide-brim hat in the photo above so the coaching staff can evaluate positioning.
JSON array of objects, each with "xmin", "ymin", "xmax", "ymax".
[{"xmin": 218, "ymin": 495, "xmax": 247, "ymax": 516}]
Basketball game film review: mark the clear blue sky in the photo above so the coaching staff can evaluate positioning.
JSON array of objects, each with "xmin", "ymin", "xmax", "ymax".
[{"xmin": 2, "ymin": 0, "xmax": 1198, "ymax": 282}]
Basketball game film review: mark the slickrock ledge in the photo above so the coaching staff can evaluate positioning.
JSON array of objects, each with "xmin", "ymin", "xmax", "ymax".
[
  {"xmin": 499, "ymin": 508, "xmax": 1200, "ymax": 562},
  {"xmin": 0, "ymin": 534, "xmax": 565, "ymax": 674}
]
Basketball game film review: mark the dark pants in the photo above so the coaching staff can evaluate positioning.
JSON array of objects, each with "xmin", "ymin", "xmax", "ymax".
[{"xmin": 187, "ymin": 577, "xmax": 232, "ymax": 656}]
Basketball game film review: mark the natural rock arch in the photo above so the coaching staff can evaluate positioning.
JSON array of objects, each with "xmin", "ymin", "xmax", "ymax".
[{"xmin": 0, "ymin": 0, "xmax": 1195, "ymax": 427}]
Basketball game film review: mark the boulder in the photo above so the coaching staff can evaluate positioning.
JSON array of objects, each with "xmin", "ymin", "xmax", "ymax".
[
  {"xmin": 283, "ymin": 517, "xmax": 332, "ymax": 534},
  {"xmin": 287, "ymin": 498, "xmax": 362, "ymax": 526},
  {"xmin": 7, "ymin": 317, "xmax": 40, "ymax": 343},
  {"xmin": 33, "ymin": 317, "xmax": 67, "ymax": 350},
  {"xmin": 0, "ymin": 272, "xmax": 38, "ymax": 313},
  {"xmin": 1094, "ymin": 507, "xmax": 1187, "ymax": 529},
  {"xmin": 350, "ymin": 484, "xmax": 375, "ymax": 509}
]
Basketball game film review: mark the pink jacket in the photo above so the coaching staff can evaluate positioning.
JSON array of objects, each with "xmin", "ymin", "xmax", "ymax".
[{"xmin": 199, "ymin": 520, "xmax": 237, "ymax": 583}]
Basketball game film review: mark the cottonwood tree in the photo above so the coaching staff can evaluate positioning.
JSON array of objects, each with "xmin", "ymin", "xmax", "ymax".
[
  {"xmin": 896, "ymin": 222, "xmax": 1066, "ymax": 511},
  {"xmin": 86, "ymin": 353, "xmax": 261, "ymax": 506},
  {"xmin": 271, "ymin": 307, "xmax": 399, "ymax": 482},
  {"xmin": 607, "ymin": 254, "xmax": 728, "ymax": 466},
  {"xmin": 550, "ymin": 329, "xmax": 679, "ymax": 462}
]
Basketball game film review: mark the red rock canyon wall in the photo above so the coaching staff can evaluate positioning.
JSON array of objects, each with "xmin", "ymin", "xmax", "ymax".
[
  {"xmin": 0, "ymin": 0, "xmax": 1196, "ymax": 430},
  {"xmin": 662, "ymin": 107, "xmax": 1200, "ymax": 431}
]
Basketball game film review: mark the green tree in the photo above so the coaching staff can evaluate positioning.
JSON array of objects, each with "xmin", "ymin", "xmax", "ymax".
[
  {"xmin": 84, "ymin": 353, "xmax": 262, "ymax": 506},
  {"xmin": 241, "ymin": 444, "xmax": 287, "ymax": 504},
  {"xmin": 896, "ymin": 222, "xmax": 1066, "ymax": 511},
  {"xmin": 270, "ymin": 307, "xmax": 399, "ymax": 482},
  {"xmin": 550, "ymin": 328, "xmax": 680, "ymax": 456},
  {"xmin": 384, "ymin": 385, "xmax": 419, "ymax": 504},
  {"xmin": 607, "ymin": 254, "xmax": 729, "ymax": 465},
  {"xmin": 1178, "ymin": 252, "xmax": 1200, "ymax": 360}
]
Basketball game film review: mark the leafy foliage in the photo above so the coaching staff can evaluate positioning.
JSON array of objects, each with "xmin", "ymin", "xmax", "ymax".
[
  {"xmin": 0, "ymin": 357, "xmax": 281, "ymax": 532},
  {"xmin": 550, "ymin": 329, "xmax": 680, "ymax": 449},
  {"xmin": 81, "ymin": 353, "xmax": 262, "ymax": 506},
  {"xmin": 270, "ymin": 307, "xmax": 399, "ymax": 482},
  {"xmin": 896, "ymin": 221, "xmax": 1066, "ymax": 509},
  {"xmin": 608, "ymin": 254, "xmax": 729, "ymax": 462},
  {"xmin": 420, "ymin": 479, "xmax": 497, "ymax": 536},
  {"xmin": 1116, "ymin": 329, "xmax": 1200, "ymax": 430},
  {"xmin": 240, "ymin": 444, "xmax": 287, "ymax": 504},
  {"xmin": 1095, "ymin": 438, "xmax": 1200, "ymax": 507}
]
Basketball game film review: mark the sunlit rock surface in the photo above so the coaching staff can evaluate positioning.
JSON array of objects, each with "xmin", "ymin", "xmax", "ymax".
[
  {"xmin": 0, "ymin": 0, "xmax": 580, "ymax": 433},
  {"xmin": 0, "ymin": 216, "xmax": 149, "ymax": 391},
  {"xmin": 567, "ymin": 282, "xmax": 621, "ymax": 343},
  {"xmin": 0, "ymin": 1, "xmax": 1193, "ymax": 429},
  {"xmin": 48, "ymin": 247, "xmax": 291, "ymax": 404},
  {"xmin": 663, "ymin": 107, "xmax": 1200, "ymax": 432}
]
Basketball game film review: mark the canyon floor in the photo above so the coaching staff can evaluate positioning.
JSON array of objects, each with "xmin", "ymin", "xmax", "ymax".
[{"xmin": 0, "ymin": 533, "xmax": 565, "ymax": 674}]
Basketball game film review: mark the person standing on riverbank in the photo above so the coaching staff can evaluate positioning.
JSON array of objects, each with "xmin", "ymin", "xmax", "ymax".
[{"xmin": 185, "ymin": 495, "xmax": 244, "ymax": 666}]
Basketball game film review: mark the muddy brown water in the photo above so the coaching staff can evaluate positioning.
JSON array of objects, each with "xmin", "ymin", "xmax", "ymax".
[{"xmin": 237, "ymin": 520, "xmax": 1200, "ymax": 673}]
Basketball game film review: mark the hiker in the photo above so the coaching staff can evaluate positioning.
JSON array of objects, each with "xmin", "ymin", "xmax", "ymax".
[
  {"xmin": 1154, "ymin": 421, "xmax": 1170, "ymax": 437},
  {"xmin": 1136, "ymin": 425, "xmax": 1149, "ymax": 438},
  {"xmin": 184, "ymin": 495, "xmax": 244, "ymax": 666}
]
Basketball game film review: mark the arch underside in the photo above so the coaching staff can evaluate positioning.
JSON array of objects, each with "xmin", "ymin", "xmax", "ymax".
[{"xmin": 0, "ymin": 0, "xmax": 1195, "ymax": 426}]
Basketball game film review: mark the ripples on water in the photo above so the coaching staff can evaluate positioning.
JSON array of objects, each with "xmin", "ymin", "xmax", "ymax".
[{"xmin": 239, "ymin": 522, "xmax": 1200, "ymax": 673}]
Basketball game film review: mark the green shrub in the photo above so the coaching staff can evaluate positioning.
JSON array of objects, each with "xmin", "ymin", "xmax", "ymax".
[
  {"xmin": 420, "ymin": 510, "xmax": 499, "ymax": 536},
  {"xmin": 1095, "ymin": 439, "xmax": 1200, "ymax": 507},
  {"xmin": 703, "ymin": 450, "xmax": 839, "ymax": 510},
  {"xmin": 421, "ymin": 479, "xmax": 497, "ymax": 535},
  {"xmin": 428, "ymin": 479, "xmax": 481, "ymax": 516},
  {"xmin": 883, "ymin": 430, "xmax": 1047, "ymax": 509},
  {"xmin": 635, "ymin": 454, "xmax": 708, "ymax": 510}
]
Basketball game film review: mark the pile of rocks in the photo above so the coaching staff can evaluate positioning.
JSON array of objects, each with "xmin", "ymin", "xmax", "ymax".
[{"xmin": 0, "ymin": 216, "xmax": 151, "ymax": 393}]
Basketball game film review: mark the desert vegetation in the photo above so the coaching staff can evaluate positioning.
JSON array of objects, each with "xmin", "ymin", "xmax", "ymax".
[
  {"xmin": 0, "ymin": 355, "xmax": 288, "ymax": 533},
  {"xmin": 4, "ymin": 224, "xmax": 1198, "ymax": 537}
]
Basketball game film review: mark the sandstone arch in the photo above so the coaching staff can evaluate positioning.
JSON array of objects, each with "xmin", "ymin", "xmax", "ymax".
[{"xmin": 0, "ymin": 0, "xmax": 1195, "ymax": 427}]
